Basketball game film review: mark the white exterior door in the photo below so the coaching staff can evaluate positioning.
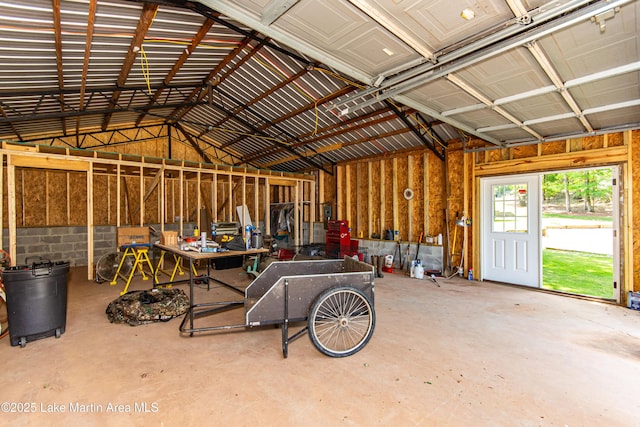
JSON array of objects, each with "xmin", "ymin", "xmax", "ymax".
[{"xmin": 481, "ymin": 174, "xmax": 540, "ymax": 287}]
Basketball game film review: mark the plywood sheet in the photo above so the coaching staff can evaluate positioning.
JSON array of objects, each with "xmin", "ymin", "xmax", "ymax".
[
  {"xmin": 396, "ymin": 157, "xmax": 408, "ymax": 240},
  {"xmin": 370, "ymin": 161, "xmax": 381, "ymax": 236},
  {"xmin": 541, "ymin": 141, "xmax": 565, "ymax": 156},
  {"xmin": 22, "ymin": 169, "xmax": 46, "ymax": 226},
  {"xmin": 512, "ymin": 144, "xmax": 538, "ymax": 159},
  {"xmin": 582, "ymin": 135, "xmax": 603, "ymax": 151},
  {"xmin": 412, "ymin": 155, "xmax": 424, "ymax": 239},
  {"xmin": 68, "ymin": 172, "xmax": 87, "ymax": 225},
  {"xmin": 383, "ymin": 158, "xmax": 394, "ymax": 233},
  {"xmin": 608, "ymin": 132, "xmax": 624, "ymax": 147}
]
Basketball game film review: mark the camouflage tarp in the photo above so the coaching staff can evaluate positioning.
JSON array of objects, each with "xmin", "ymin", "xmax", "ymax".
[{"xmin": 106, "ymin": 288, "xmax": 189, "ymax": 326}]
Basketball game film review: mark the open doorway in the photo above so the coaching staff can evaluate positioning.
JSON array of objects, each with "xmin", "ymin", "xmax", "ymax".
[
  {"xmin": 480, "ymin": 166, "xmax": 620, "ymax": 302},
  {"xmin": 541, "ymin": 167, "xmax": 619, "ymax": 301}
]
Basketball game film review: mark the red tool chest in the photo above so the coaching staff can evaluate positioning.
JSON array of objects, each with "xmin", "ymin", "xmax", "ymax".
[{"xmin": 326, "ymin": 220, "xmax": 351, "ymax": 258}]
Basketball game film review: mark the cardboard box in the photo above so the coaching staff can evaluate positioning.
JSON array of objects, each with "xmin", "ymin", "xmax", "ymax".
[
  {"xmin": 117, "ymin": 227, "xmax": 149, "ymax": 246},
  {"xmin": 161, "ymin": 231, "xmax": 178, "ymax": 246},
  {"xmin": 628, "ymin": 291, "xmax": 640, "ymax": 311}
]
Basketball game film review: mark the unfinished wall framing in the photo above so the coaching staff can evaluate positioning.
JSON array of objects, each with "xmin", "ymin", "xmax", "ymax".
[
  {"xmin": 326, "ymin": 147, "xmax": 451, "ymax": 262},
  {"xmin": 1, "ymin": 143, "xmax": 315, "ymax": 280}
]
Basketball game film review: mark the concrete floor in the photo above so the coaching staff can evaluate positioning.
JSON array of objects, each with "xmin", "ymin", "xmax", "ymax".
[{"xmin": 2, "ymin": 264, "xmax": 640, "ymax": 426}]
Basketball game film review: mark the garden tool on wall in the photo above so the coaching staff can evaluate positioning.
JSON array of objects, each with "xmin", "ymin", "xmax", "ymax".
[
  {"xmin": 443, "ymin": 208, "xmax": 452, "ymax": 277},
  {"xmin": 401, "ymin": 243, "xmax": 410, "ymax": 270},
  {"xmin": 394, "ymin": 241, "xmax": 401, "ymax": 269},
  {"xmin": 447, "ymin": 213, "xmax": 469, "ymax": 279},
  {"xmin": 414, "ymin": 231, "xmax": 423, "ymax": 261}
]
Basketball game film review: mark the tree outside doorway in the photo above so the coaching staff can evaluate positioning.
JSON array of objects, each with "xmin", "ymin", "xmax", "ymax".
[{"xmin": 541, "ymin": 168, "xmax": 615, "ymax": 299}]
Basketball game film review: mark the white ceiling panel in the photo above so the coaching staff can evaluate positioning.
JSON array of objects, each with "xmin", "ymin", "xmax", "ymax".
[
  {"xmin": 569, "ymin": 73, "xmax": 640, "ymax": 109},
  {"xmin": 405, "ymin": 79, "xmax": 479, "ymax": 111},
  {"xmin": 587, "ymin": 107, "xmax": 640, "ymax": 129},
  {"xmin": 274, "ymin": 0, "xmax": 419, "ymax": 73},
  {"xmin": 455, "ymin": 48, "xmax": 552, "ymax": 100},
  {"xmin": 528, "ymin": 118, "xmax": 586, "ymax": 138},
  {"xmin": 538, "ymin": 3, "xmax": 640, "ymax": 80},
  {"xmin": 399, "ymin": 0, "xmax": 513, "ymax": 52},
  {"xmin": 504, "ymin": 92, "xmax": 572, "ymax": 122}
]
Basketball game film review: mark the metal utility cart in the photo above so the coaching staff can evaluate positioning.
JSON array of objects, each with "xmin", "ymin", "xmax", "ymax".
[{"xmin": 181, "ymin": 256, "xmax": 376, "ymax": 358}]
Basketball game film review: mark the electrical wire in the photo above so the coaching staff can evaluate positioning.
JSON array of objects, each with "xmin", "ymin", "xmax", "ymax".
[{"xmin": 140, "ymin": 46, "xmax": 152, "ymax": 95}]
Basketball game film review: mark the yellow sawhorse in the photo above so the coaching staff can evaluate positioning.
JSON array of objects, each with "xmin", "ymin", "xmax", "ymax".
[
  {"xmin": 154, "ymin": 250, "xmax": 198, "ymax": 283},
  {"xmin": 110, "ymin": 243, "xmax": 157, "ymax": 295}
]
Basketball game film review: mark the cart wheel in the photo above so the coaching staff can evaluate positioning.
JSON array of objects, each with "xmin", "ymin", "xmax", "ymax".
[
  {"xmin": 55, "ymin": 328, "xmax": 61, "ymax": 339},
  {"xmin": 308, "ymin": 286, "xmax": 375, "ymax": 358},
  {"xmin": 19, "ymin": 337, "xmax": 26, "ymax": 348}
]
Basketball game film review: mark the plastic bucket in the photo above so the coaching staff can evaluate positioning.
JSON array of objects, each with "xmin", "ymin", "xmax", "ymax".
[{"xmin": 384, "ymin": 254, "xmax": 394, "ymax": 268}]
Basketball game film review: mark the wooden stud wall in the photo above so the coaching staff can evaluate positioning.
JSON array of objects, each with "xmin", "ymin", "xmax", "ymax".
[
  {"xmin": 332, "ymin": 148, "xmax": 448, "ymax": 246},
  {"xmin": 0, "ymin": 142, "xmax": 314, "ymax": 280}
]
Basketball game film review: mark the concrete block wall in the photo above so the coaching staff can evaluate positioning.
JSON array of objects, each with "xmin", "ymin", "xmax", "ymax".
[
  {"xmin": 310, "ymin": 223, "xmax": 443, "ymax": 270},
  {"xmin": 2, "ymin": 223, "xmax": 196, "ymax": 267},
  {"xmin": 2, "ymin": 226, "xmax": 92, "ymax": 266},
  {"xmin": 3, "ymin": 222, "xmax": 442, "ymax": 270}
]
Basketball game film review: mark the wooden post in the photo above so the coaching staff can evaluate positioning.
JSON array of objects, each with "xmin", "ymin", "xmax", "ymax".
[
  {"xmin": 346, "ymin": 164, "xmax": 352, "ymax": 226},
  {"xmin": 242, "ymin": 175, "xmax": 247, "ymax": 226},
  {"xmin": 318, "ymin": 170, "xmax": 325, "ymax": 223},
  {"xmin": 160, "ymin": 167, "xmax": 165, "ymax": 231},
  {"xmin": 87, "ymin": 163, "xmax": 94, "ymax": 280},
  {"xmin": 265, "ymin": 177, "xmax": 271, "ymax": 236},
  {"xmin": 356, "ymin": 163, "xmax": 361, "ymax": 237},
  {"xmin": 624, "ymin": 130, "xmax": 634, "ymax": 294},
  {"xmin": 309, "ymin": 177, "xmax": 316, "ymax": 243},
  {"xmin": 380, "ymin": 160, "xmax": 385, "ymax": 235},
  {"xmin": 212, "ymin": 172, "xmax": 218, "ymax": 223},
  {"xmin": 228, "ymin": 174, "xmax": 233, "ymax": 222},
  {"xmin": 294, "ymin": 180, "xmax": 300, "ymax": 246},
  {"xmin": 407, "ymin": 155, "xmax": 414, "ymax": 241},
  {"xmin": 337, "ymin": 165, "xmax": 343, "ymax": 220},
  {"xmin": 116, "ymin": 163, "xmax": 121, "ymax": 226},
  {"xmin": 7, "ymin": 156, "xmax": 16, "ymax": 265},
  {"xmin": 423, "ymin": 152, "xmax": 429, "ymax": 238},
  {"xmin": 392, "ymin": 157, "xmax": 399, "ymax": 237},
  {"xmin": 179, "ymin": 169, "xmax": 184, "ymax": 236},
  {"xmin": 197, "ymin": 170, "xmax": 201, "ymax": 229},
  {"xmin": 139, "ymin": 165, "xmax": 144, "ymax": 225},
  {"xmin": 367, "ymin": 161, "xmax": 373, "ymax": 239},
  {"xmin": 254, "ymin": 176, "xmax": 259, "ymax": 229},
  {"xmin": 463, "ymin": 151, "xmax": 470, "ymax": 276}
]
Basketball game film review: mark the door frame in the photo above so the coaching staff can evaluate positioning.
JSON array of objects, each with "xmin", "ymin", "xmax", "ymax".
[{"xmin": 478, "ymin": 167, "xmax": 621, "ymax": 302}]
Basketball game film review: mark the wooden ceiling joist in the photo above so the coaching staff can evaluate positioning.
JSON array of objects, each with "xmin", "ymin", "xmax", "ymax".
[
  {"xmin": 52, "ymin": 0, "xmax": 67, "ymax": 137},
  {"xmin": 101, "ymin": 3, "xmax": 159, "ymax": 131},
  {"xmin": 76, "ymin": 0, "xmax": 98, "ymax": 145},
  {"xmin": 135, "ymin": 17, "xmax": 217, "ymax": 127},
  {"xmin": 169, "ymin": 32, "xmax": 258, "ymax": 123}
]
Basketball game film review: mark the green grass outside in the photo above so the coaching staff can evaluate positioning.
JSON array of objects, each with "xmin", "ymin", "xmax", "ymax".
[
  {"xmin": 542, "ymin": 249, "xmax": 614, "ymax": 299},
  {"xmin": 542, "ymin": 212, "xmax": 612, "ymax": 222}
]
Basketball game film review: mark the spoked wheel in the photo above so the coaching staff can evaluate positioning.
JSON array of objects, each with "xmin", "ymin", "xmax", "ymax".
[
  {"xmin": 308, "ymin": 286, "xmax": 375, "ymax": 358},
  {"xmin": 0, "ymin": 249, "xmax": 10, "ymax": 269},
  {"xmin": 95, "ymin": 252, "xmax": 133, "ymax": 283}
]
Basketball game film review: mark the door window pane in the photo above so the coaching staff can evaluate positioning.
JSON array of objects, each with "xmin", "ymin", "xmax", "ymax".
[{"xmin": 492, "ymin": 184, "xmax": 528, "ymax": 233}]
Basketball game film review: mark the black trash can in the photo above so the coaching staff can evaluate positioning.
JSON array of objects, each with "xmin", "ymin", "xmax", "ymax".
[{"xmin": 2, "ymin": 261, "xmax": 70, "ymax": 347}]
